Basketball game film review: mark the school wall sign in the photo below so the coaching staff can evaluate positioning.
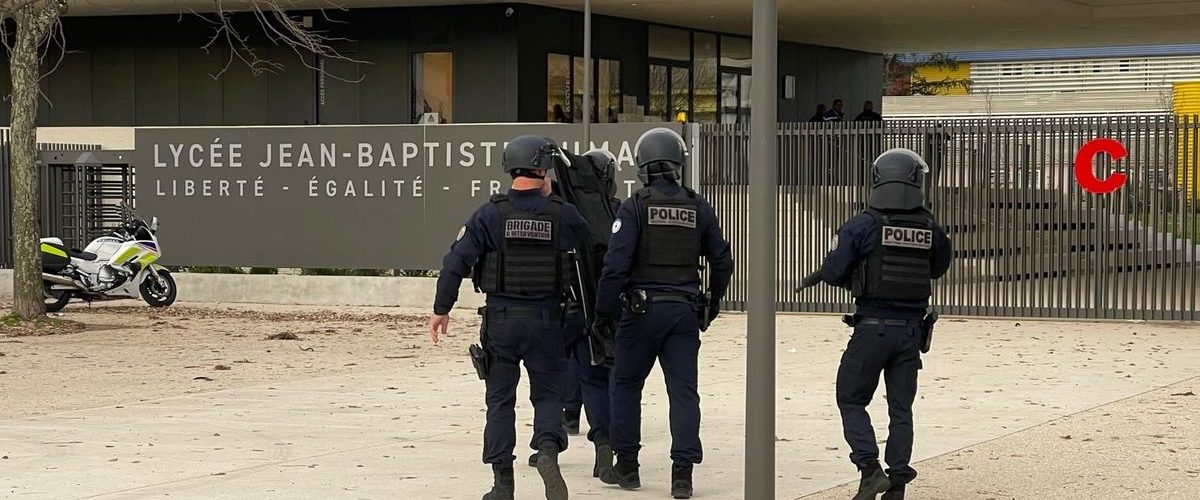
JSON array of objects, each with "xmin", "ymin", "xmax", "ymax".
[{"xmin": 134, "ymin": 123, "xmax": 689, "ymax": 269}]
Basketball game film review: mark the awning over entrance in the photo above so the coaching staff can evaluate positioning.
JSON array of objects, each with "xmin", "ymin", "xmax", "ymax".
[{"xmin": 68, "ymin": 0, "xmax": 1200, "ymax": 53}]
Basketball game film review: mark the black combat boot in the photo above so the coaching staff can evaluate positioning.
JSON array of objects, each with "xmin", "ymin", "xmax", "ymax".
[
  {"xmin": 881, "ymin": 482, "xmax": 905, "ymax": 500},
  {"xmin": 592, "ymin": 437, "xmax": 614, "ymax": 478},
  {"xmin": 534, "ymin": 443, "xmax": 569, "ymax": 500},
  {"xmin": 671, "ymin": 462, "xmax": 694, "ymax": 499},
  {"xmin": 528, "ymin": 451, "xmax": 539, "ymax": 468},
  {"xmin": 852, "ymin": 462, "xmax": 892, "ymax": 500},
  {"xmin": 600, "ymin": 454, "xmax": 641, "ymax": 490},
  {"xmin": 563, "ymin": 409, "xmax": 581, "ymax": 435},
  {"xmin": 481, "ymin": 465, "xmax": 514, "ymax": 500}
]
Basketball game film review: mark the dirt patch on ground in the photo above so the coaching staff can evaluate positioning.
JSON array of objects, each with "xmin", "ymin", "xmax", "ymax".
[
  {"xmin": 0, "ymin": 315, "xmax": 87, "ymax": 337},
  {"xmin": 0, "ymin": 302, "xmax": 466, "ymax": 418}
]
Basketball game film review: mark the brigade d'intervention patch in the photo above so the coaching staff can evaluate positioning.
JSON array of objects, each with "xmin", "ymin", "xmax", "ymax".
[{"xmin": 505, "ymin": 219, "xmax": 553, "ymax": 241}]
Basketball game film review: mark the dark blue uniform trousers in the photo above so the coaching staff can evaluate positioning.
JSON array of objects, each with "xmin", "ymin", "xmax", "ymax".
[
  {"xmin": 482, "ymin": 306, "xmax": 570, "ymax": 465},
  {"xmin": 836, "ymin": 317, "xmax": 923, "ymax": 484},
  {"xmin": 565, "ymin": 313, "xmax": 613, "ymax": 443},
  {"xmin": 610, "ymin": 301, "xmax": 703, "ymax": 465}
]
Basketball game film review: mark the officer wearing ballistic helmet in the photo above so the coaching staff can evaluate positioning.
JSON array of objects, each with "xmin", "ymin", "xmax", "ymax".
[
  {"xmin": 809, "ymin": 148, "xmax": 952, "ymax": 500},
  {"xmin": 428, "ymin": 135, "xmax": 591, "ymax": 500},
  {"xmin": 593, "ymin": 128, "xmax": 734, "ymax": 499}
]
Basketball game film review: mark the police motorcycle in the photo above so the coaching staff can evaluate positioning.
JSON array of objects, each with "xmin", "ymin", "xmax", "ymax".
[{"xmin": 39, "ymin": 206, "xmax": 177, "ymax": 312}]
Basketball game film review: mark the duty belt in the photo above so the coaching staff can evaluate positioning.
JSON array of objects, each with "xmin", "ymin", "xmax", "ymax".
[
  {"xmin": 857, "ymin": 317, "xmax": 918, "ymax": 327},
  {"xmin": 483, "ymin": 305, "xmax": 562, "ymax": 320}
]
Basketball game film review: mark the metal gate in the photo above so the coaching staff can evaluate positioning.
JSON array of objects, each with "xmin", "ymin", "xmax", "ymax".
[
  {"xmin": 696, "ymin": 116, "xmax": 1200, "ymax": 320},
  {"xmin": 0, "ymin": 130, "xmax": 129, "ymax": 267}
]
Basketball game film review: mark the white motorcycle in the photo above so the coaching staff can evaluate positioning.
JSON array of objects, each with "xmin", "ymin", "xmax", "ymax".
[{"xmin": 40, "ymin": 208, "xmax": 177, "ymax": 312}]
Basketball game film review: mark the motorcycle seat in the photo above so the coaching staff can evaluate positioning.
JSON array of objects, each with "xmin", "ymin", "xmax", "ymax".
[{"xmin": 69, "ymin": 249, "xmax": 98, "ymax": 261}]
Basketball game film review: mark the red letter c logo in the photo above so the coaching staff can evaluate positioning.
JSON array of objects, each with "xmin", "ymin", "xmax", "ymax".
[{"xmin": 1074, "ymin": 138, "xmax": 1128, "ymax": 194}]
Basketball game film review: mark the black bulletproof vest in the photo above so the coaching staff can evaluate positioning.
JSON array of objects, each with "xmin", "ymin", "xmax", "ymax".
[
  {"xmin": 630, "ymin": 186, "xmax": 702, "ymax": 284},
  {"xmin": 474, "ymin": 194, "xmax": 570, "ymax": 296},
  {"xmin": 554, "ymin": 152, "xmax": 617, "ymax": 280},
  {"xmin": 852, "ymin": 208, "xmax": 935, "ymax": 301}
]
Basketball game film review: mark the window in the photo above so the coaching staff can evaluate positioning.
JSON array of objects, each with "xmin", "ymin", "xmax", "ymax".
[
  {"xmin": 671, "ymin": 67, "xmax": 691, "ymax": 122},
  {"xmin": 650, "ymin": 64, "xmax": 669, "ymax": 121},
  {"xmin": 719, "ymin": 36, "xmax": 752, "ymax": 123},
  {"xmin": 720, "ymin": 73, "xmax": 738, "ymax": 124},
  {"xmin": 693, "ymin": 33, "xmax": 718, "ymax": 123},
  {"xmin": 649, "ymin": 26, "xmax": 691, "ymax": 63},
  {"xmin": 720, "ymin": 72, "xmax": 752, "ymax": 124},
  {"xmin": 598, "ymin": 59, "xmax": 621, "ymax": 123},
  {"xmin": 548, "ymin": 53, "xmax": 622, "ymax": 123},
  {"xmin": 548, "ymin": 54, "xmax": 571, "ymax": 122},
  {"xmin": 412, "ymin": 52, "xmax": 453, "ymax": 124},
  {"xmin": 720, "ymin": 36, "xmax": 751, "ymax": 69}
]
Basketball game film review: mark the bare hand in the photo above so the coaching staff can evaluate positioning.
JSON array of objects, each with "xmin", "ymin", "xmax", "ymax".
[{"xmin": 428, "ymin": 314, "xmax": 450, "ymax": 345}]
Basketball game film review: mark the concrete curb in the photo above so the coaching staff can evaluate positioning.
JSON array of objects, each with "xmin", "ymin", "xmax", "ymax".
[{"xmin": 0, "ymin": 269, "xmax": 483, "ymax": 311}]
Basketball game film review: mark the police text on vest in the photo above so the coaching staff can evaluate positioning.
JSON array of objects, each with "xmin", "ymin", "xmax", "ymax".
[
  {"xmin": 647, "ymin": 207, "xmax": 697, "ymax": 228},
  {"xmin": 882, "ymin": 226, "xmax": 933, "ymax": 249}
]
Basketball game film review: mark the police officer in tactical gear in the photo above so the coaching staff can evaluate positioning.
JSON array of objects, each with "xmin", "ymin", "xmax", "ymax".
[
  {"xmin": 815, "ymin": 148, "xmax": 953, "ymax": 500},
  {"xmin": 429, "ymin": 135, "xmax": 592, "ymax": 500},
  {"xmin": 593, "ymin": 128, "xmax": 734, "ymax": 499},
  {"xmin": 528, "ymin": 147, "xmax": 621, "ymax": 479}
]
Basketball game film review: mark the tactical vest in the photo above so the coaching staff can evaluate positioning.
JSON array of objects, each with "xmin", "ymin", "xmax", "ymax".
[
  {"xmin": 630, "ymin": 186, "xmax": 702, "ymax": 284},
  {"xmin": 473, "ymin": 194, "xmax": 571, "ymax": 296},
  {"xmin": 852, "ymin": 208, "xmax": 936, "ymax": 301}
]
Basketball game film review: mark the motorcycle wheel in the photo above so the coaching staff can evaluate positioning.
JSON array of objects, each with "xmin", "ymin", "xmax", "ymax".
[
  {"xmin": 44, "ymin": 284, "xmax": 71, "ymax": 313},
  {"xmin": 139, "ymin": 269, "xmax": 177, "ymax": 308}
]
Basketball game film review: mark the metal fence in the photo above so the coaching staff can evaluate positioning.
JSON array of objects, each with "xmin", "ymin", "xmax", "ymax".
[
  {"xmin": 0, "ymin": 130, "xmax": 124, "ymax": 268},
  {"xmin": 697, "ymin": 116, "xmax": 1200, "ymax": 320}
]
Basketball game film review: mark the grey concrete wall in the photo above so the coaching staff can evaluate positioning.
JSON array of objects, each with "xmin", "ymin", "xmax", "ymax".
[
  {"xmin": 0, "ymin": 269, "xmax": 483, "ymax": 310},
  {"xmin": 778, "ymin": 44, "xmax": 884, "ymax": 122}
]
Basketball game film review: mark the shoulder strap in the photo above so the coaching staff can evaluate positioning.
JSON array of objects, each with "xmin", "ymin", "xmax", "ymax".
[
  {"xmin": 489, "ymin": 193, "xmax": 509, "ymax": 204},
  {"xmin": 864, "ymin": 208, "xmax": 890, "ymax": 224}
]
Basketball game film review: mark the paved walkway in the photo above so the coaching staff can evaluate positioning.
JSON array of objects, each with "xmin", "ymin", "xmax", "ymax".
[{"xmin": 2, "ymin": 312, "xmax": 1198, "ymax": 499}]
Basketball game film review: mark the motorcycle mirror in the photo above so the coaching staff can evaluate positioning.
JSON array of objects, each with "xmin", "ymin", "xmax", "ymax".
[{"xmin": 150, "ymin": 217, "xmax": 159, "ymax": 232}]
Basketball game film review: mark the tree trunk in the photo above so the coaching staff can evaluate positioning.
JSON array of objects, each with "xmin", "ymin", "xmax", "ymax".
[{"xmin": 9, "ymin": 1, "xmax": 62, "ymax": 320}]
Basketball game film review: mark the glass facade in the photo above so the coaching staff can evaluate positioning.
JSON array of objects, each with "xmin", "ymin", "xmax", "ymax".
[
  {"xmin": 547, "ymin": 53, "xmax": 622, "ymax": 123},
  {"xmin": 649, "ymin": 27, "xmax": 752, "ymax": 124}
]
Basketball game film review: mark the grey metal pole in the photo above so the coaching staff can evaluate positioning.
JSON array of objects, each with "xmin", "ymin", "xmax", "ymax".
[
  {"xmin": 582, "ymin": 0, "xmax": 592, "ymax": 147},
  {"xmin": 746, "ymin": 0, "xmax": 777, "ymax": 497}
]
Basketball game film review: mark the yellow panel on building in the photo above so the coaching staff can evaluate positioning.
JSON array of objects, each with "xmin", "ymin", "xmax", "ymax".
[
  {"xmin": 1174, "ymin": 81, "xmax": 1200, "ymax": 199},
  {"xmin": 912, "ymin": 64, "xmax": 971, "ymax": 96}
]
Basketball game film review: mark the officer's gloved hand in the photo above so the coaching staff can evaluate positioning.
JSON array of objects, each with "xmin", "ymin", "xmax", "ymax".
[
  {"xmin": 591, "ymin": 314, "xmax": 616, "ymax": 340},
  {"xmin": 800, "ymin": 272, "xmax": 823, "ymax": 289},
  {"xmin": 707, "ymin": 299, "xmax": 721, "ymax": 324}
]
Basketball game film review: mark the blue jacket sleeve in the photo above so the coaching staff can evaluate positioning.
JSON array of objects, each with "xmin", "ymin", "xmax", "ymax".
[
  {"xmin": 594, "ymin": 199, "xmax": 638, "ymax": 317},
  {"xmin": 820, "ymin": 214, "xmax": 872, "ymax": 287},
  {"xmin": 560, "ymin": 203, "xmax": 593, "ymax": 251},
  {"xmin": 698, "ymin": 198, "xmax": 734, "ymax": 302},
  {"xmin": 433, "ymin": 206, "xmax": 493, "ymax": 315},
  {"xmin": 931, "ymin": 223, "xmax": 953, "ymax": 280}
]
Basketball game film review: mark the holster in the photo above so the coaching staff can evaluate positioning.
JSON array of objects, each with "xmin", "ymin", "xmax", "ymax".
[
  {"xmin": 697, "ymin": 293, "xmax": 713, "ymax": 332},
  {"xmin": 621, "ymin": 289, "xmax": 649, "ymax": 315},
  {"xmin": 468, "ymin": 306, "xmax": 491, "ymax": 380},
  {"xmin": 920, "ymin": 311, "xmax": 939, "ymax": 354}
]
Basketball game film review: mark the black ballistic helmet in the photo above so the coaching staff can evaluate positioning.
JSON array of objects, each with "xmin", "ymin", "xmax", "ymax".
[
  {"xmin": 583, "ymin": 148, "xmax": 618, "ymax": 197},
  {"xmin": 503, "ymin": 135, "xmax": 564, "ymax": 177},
  {"xmin": 868, "ymin": 148, "xmax": 929, "ymax": 211},
  {"xmin": 634, "ymin": 127, "xmax": 687, "ymax": 185}
]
